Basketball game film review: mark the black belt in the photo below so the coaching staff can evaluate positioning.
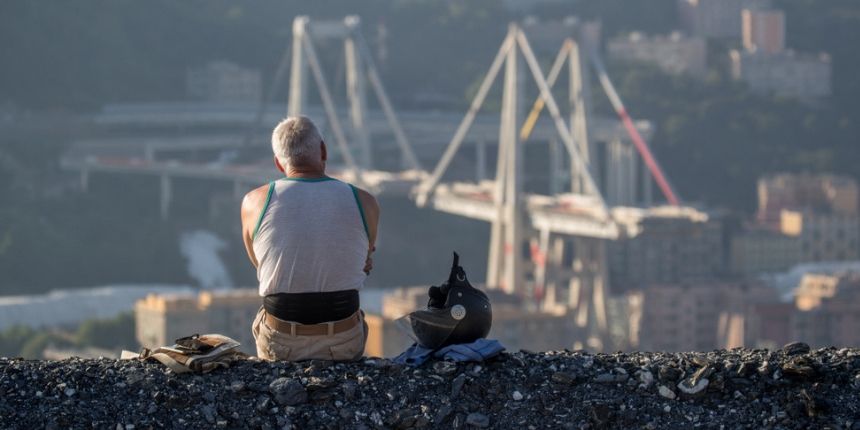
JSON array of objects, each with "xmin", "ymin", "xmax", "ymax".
[{"xmin": 263, "ymin": 289, "xmax": 360, "ymax": 325}]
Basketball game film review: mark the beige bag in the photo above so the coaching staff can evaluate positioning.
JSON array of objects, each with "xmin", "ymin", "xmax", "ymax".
[{"xmin": 122, "ymin": 334, "xmax": 248, "ymax": 373}]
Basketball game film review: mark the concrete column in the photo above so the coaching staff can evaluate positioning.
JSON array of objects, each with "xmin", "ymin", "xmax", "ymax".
[
  {"xmin": 532, "ymin": 228, "xmax": 551, "ymax": 305},
  {"xmin": 642, "ymin": 157, "xmax": 653, "ymax": 206},
  {"xmin": 344, "ymin": 18, "xmax": 372, "ymax": 169},
  {"xmin": 548, "ymin": 137, "xmax": 561, "ymax": 195},
  {"xmin": 288, "ymin": 16, "xmax": 309, "ymax": 117},
  {"xmin": 619, "ymin": 141, "xmax": 635, "ymax": 206},
  {"xmin": 501, "ymin": 25, "xmax": 524, "ymax": 295},
  {"xmin": 592, "ymin": 239, "xmax": 609, "ymax": 332},
  {"xmin": 476, "ymin": 139, "xmax": 486, "ymax": 182},
  {"xmin": 486, "ymin": 128, "xmax": 509, "ymax": 289},
  {"xmin": 626, "ymin": 143, "xmax": 637, "ymax": 205},
  {"xmin": 607, "ymin": 139, "xmax": 625, "ymax": 206},
  {"xmin": 160, "ymin": 174, "xmax": 172, "ymax": 221},
  {"xmin": 569, "ymin": 41, "xmax": 591, "ymax": 194}
]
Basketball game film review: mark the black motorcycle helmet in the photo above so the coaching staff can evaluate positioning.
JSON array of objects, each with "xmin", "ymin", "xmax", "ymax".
[{"xmin": 405, "ymin": 252, "xmax": 492, "ymax": 349}]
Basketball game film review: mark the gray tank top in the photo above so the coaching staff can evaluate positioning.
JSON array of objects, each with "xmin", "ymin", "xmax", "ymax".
[{"xmin": 252, "ymin": 177, "xmax": 369, "ymax": 296}]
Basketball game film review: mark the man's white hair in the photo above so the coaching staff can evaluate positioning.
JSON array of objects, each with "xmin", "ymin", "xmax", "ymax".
[{"xmin": 271, "ymin": 116, "xmax": 323, "ymax": 167}]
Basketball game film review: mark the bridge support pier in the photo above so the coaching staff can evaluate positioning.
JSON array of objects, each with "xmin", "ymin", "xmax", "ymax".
[
  {"xmin": 345, "ymin": 17, "xmax": 372, "ymax": 169},
  {"xmin": 475, "ymin": 139, "xmax": 486, "ymax": 182},
  {"xmin": 548, "ymin": 137, "xmax": 567, "ymax": 195},
  {"xmin": 607, "ymin": 138, "xmax": 637, "ymax": 206},
  {"xmin": 288, "ymin": 17, "xmax": 309, "ymax": 117},
  {"xmin": 533, "ymin": 232, "xmax": 610, "ymax": 349},
  {"xmin": 160, "ymin": 174, "xmax": 172, "ymax": 221},
  {"xmin": 642, "ymin": 158, "xmax": 653, "ymax": 206}
]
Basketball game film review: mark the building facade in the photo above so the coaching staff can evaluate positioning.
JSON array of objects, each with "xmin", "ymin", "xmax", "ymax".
[
  {"xmin": 625, "ymin": 281, "xmax": 778, "ymax": 351},
  {"xmin": 678, "ymin": 0, "xmax": 771, "ymax": 39},
  {"xmin": 608, "ymin": 32, "xmax": 707, "ymax": 76},
  {"xmin": 742, "ymin": 8, "xmax": 785, "ymax": 54},
  {"xmin": 780, "ymin": 210, "xmax": 859, "ymax": 262},
  {"xmin": 609, "ymin": 206, "xmax": 725, "ymax": 290},
  {"xmin": 730, "ymin": 228, "xmax": 801, "ymax": 275},
  {"xmin": 792, "ymin": 272, "xmax": 860, "ymax": 347},
  {"xmin": 135, "ymin": 289, "xmax": 261, "ymax": 354},
  {"xmin": 757, "ymin": 173, "xmax": 858, "ymax": 228},
  {"xmin": 730, "ymin": 50, "xmax": 832, "ymax": 100}
]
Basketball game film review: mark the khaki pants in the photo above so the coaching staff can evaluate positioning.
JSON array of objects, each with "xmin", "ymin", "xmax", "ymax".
[{"xmin": 252, "ymin": 307, "xmax": 367, "ymax": 362}]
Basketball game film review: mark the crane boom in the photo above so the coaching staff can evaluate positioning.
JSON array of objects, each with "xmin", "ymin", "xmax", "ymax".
[{"xmin": 589, "ymin": 50, "xmax": 681, "ymax": 206}]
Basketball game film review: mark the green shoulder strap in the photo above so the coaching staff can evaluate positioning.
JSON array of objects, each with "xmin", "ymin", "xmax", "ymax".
[{"xmin": 252, "ymin": 182, "xmax": 275, "ymax": 240}]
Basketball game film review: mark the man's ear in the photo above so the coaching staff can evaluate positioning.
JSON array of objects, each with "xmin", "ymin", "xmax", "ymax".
[
  {"xmin": 273, "ymin": 155, "xmax": 286, "ymax": 173},
  {"xmin": 321, "ymin": 141, "xmax": 328, "ymax": 162}
]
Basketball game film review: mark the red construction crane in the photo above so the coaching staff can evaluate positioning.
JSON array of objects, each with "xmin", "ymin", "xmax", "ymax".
[{"xmin": 589, "ymin": 50, "xmax": 681, "ymax": 206}]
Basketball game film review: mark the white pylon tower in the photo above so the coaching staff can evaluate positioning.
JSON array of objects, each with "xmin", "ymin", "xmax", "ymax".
[
  {"xmin": 517, "ymin": 38, "xmax": 609, "ymax": 344},
  {"xmin": 414, "ymin": 21, "xmax": 684, "ymax": 350},
  {"xmin": 286, "ymin": 16, "xmax": 422, "ymax": 174},
  {"xmin": 415, "ymin": 24, "xmax": 607, "ymax": 302}
]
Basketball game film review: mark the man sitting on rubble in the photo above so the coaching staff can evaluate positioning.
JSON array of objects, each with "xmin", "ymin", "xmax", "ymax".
[{"xmin": 240, "ymin": 116, "xmax": 379, "ymax": 361}]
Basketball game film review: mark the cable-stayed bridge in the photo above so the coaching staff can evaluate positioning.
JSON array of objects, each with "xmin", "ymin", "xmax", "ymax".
[{"xmin": 61, "ymin": 16, "xmax": 684, "ymax": 350}]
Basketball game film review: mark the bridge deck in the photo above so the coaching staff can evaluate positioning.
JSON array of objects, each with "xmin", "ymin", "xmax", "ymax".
[
  {"xmin": 429, "ymin": 182, "xmax": 618, "ymax": 239},
  {"xmin": 61, "ymin": 156, "xmax": 422, "ymax": 196}
]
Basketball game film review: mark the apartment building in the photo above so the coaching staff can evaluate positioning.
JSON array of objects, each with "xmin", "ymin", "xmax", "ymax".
[
  {"xmin": 742, "ymin": 8, "xmax": 785, "ymax": 54},
  {"xmin": 730, "ymin": 49, "xmax": 832, "ymax": 100},
  {"xmin": 792, "ymin": 272, "xmax": 860, "ymax": 347},
  {"xmin": 730, "ymin": 228, "xmax": 801, "ymax": 275},
  {"xmin": 135, "ymin": 289, "xmax": 261, "ymax": 354},
  {"xmin": 625, "ymin": 281, "xmax": 778, "ymax": 351},
  {"xmin": 678, "ymin": 0, "xmax": 771, "ymax": 39},
  {"xmin": 610, "ymin": 206, "xmax": 725, "ymax": 290},
  {"xmin": 608, "ymin": 32, "xmax": 707, "ymax": 76}
]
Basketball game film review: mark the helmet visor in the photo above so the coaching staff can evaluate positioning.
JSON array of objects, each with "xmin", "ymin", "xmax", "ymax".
[{"xmin": 394, "ymin": 307, "xmax": 462, "ymax": 350}]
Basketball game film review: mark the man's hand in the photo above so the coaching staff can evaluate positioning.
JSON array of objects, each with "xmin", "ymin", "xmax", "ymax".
[
  {"xmin": 363, "ymin": 256, "xmax": 373, "ymax": 275},
  {"xmin": 363, "ymin": 246, "xmax": 376, "ymax": 275}
]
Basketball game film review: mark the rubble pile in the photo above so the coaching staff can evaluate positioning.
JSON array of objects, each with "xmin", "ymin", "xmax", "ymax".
[{"xmin": 2, "ymin": 343, "xmax": 860, "ymax": 429}]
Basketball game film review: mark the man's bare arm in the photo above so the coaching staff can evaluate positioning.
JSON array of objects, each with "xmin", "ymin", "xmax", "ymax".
[
  {"xmin": 356, "ymin": 188, "xmax": 380, "ymax": 274},
  {"xmin": 240, "ymin": 184, "xmax": 270, "ymax": 269}
]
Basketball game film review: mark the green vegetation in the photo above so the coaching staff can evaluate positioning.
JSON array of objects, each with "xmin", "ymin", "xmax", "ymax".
[
  {"xmin": 0, "ymin": 141, "xmax": 191, "ymax": 293},
  {"xmin": 600, "ymin": 62, "xmax": 858, "ymax": 210},
  {"xmin": 0, "ymin": 0, "xmax": 511, "ymax": 110},
  {"xmin": 0, "ymin": 313, "xmax": 136, "ymax": 359},
  {"xmin": 73, "ymin": 312, "xmax": 137, "ymax": 351}
]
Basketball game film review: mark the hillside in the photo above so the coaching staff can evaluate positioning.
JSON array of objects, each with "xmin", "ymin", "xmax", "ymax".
[{"xmin": 2, "ymin": 343, "xmax": 858, "ymax": 429}]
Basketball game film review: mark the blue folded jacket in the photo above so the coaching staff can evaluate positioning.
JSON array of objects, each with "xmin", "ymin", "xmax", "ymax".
[{"xmin": 393, "ymin": 339, "xmax": 505, "ymax": 366}]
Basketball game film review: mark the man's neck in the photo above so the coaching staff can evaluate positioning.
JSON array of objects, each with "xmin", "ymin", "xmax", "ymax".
[{"xmin": 286, "ymin": 166, "xmax": 326, "ymax": 179}]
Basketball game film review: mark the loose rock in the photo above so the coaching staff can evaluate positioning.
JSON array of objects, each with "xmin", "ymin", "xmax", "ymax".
[
  {"xmin": 1, "ymin": 348, "xmax": 858, "ymax": 429},
  {"xmin": 677, "ymin": 377, "xmax": 708, "ymax": 396},
  {"xmin": 268, "ymin": 378, "xmax": 307, "ymax": 406},
  {"xmin": 450, "ymin": 373, "xmax": 466, "ymax": 399},
  {"xmin": 783, "ymin": 342, "xmax": 811, "ymax": 356},
  {"xmin": 658, "ymin": 385, "xmax": 676, "ymax": 400},
  {"xmin": 466, "ymin": 412, "xmax": 490, "ymax": 428}
]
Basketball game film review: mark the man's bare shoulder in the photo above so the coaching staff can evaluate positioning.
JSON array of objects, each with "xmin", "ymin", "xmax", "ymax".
[
  {"xmin": 354, "ymin": 187, "xmax": 380, "ymax": 215},
  {"xmin": 241, "ymin": 183, "xmax": 271, "ymax": 219}
]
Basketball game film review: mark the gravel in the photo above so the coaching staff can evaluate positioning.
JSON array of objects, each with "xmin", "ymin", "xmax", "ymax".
[{"xmin": 2, "ymin": 343, "xmax": 860, "ymax": 429}]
